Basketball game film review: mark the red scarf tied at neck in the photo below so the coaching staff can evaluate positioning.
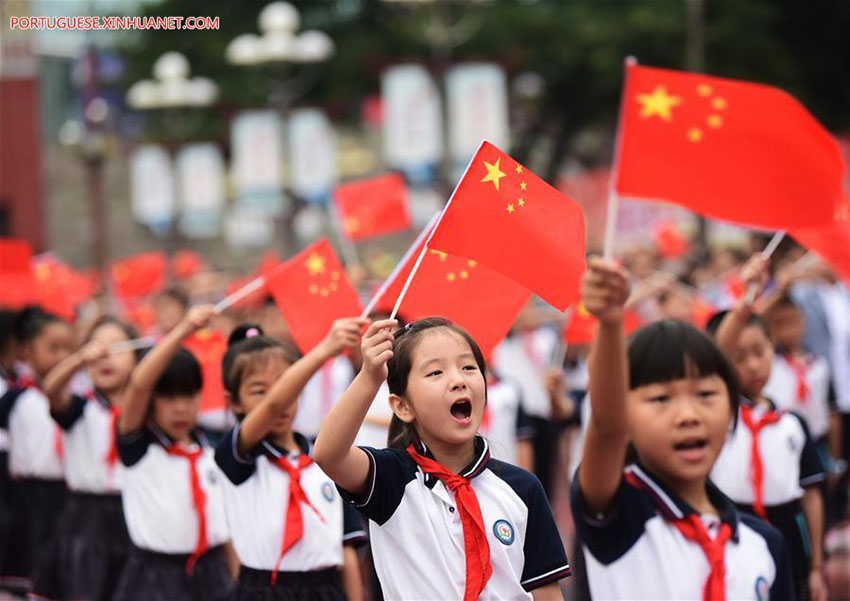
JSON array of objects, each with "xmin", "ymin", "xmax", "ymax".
[
  {"xmin": 740, "ymin": 405, "xmax": 781, "ymax": 520},
  {"xmin": 406, "ymin": 445, "xmax": 492, "ymax": 601}
]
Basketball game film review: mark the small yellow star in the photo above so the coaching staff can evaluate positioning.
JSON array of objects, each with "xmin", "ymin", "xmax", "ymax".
[
  {"xmin": 304, "ymin": 253, "xmax": 326, "ymax": 276},
  {"xmin": 712, "ymin": 97, "xmax": 727, "ymax": 110},
  {"xmin": 481, "ymin": 157, "xmax": 507, "ymax": 191},
  {"xmin": 320, "ymin": 288, "xmax": 329, "ymax": 297},
  {"xmin": 331, "ymin": 271, "xmax": 340, "ymax": 280},
  {"xmin": 460, "ymin": 271, "xmax": 469, "ymax": 279},
  {"xmin": 329, "ymin": 282, "xmax": 338, "ymax": 291},
  {"xmin": 687, "ymin": 127, "xmax": 703, "ymax": 142},
  {"xmin": 447, "ymin": 272, "xmax": 456, "ymax": 281},
  {"xmin": 468, "ymin": 260, "xmax": 477, "ymax": 267},
  {"xmin": 707, "ymin": 114, "xmax": 722, "ymax": 129},
  {"xmin": 697, "ymin": 84, "xmax": 713, "ymax": 97},
  {"xmin": 517, "ymin": 198, "xmax": 525, "ymax": 207},
  {"xmin": 515, "ymin": 164, "xmax": 523, "ymax": 174},
  {"xmin": 430, "ymin": 250, "xmax": 448, "ymax": 262},
  {"xmin": 520, "ymin": 181, "xmax": 527, "ymax": 191},
  {"xmin": 636, "ymin": 85, "xmax": 683, "ymax": 121},
  {"xmin": 506, "ymin": 203, "xmax": 515, "ymax": 213},
  {"xmin": 35, "ymin": 264, "xmax": 50, "ymax": 281}
]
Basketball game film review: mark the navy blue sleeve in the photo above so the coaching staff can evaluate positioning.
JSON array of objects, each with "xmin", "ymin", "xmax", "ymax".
[
  {"xmin": 117, "ymin": 426, "xmax": 155, "ymax": 467},
  {"xmin": 0, "ymin": 388, "xmax": 25, "ymax": 428},
  {"xmin": 336, "ymin": 446, "xmax": 416, "ymax": 525},
  {"xmin": 791, "ymin": 412, "xmax": 827, "ymax": 487},
  {"xmin": 50, "ymin": 394, "xmax": 86, "ymax": 430},
  {"xmin": 488, "ymin": 460, "xmax": 571, "ymax": 590},
  {"xmin": 341, "ymin": 503, "xmax": 368, "ymax": 547},
  {"xmin": 214, "ymin": 425, "xmax": 259, "ymax": 485},
  {"xmin": 740, "ymin": 513, "xmax": 796, "ymax": 601},
  {"xmin": 515, "ymin": 401, "xmax": 535, "ymax": 441},
  {"xmin": 569, "ymin": 467, "xmax": 656, "ymax": 566}
]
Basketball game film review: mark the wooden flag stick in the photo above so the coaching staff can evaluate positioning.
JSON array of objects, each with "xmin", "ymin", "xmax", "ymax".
[
  {"xmin": 744, "ymin": 230, "xmax": 786, "ymax": 304},
  {"xmin": 327, "ymin": 202, "xmax": 362, "ymax": 270},
  {"xmin": 110, "ymin": 336, "xmax": 156, "ymax": 354},
  {"xmin": 214, "ymin": 275, "xmax": 266, "ymax": 314},
  {"xmin": 361, "ymin": 214, "xmax": 437, "ymax": 319}
]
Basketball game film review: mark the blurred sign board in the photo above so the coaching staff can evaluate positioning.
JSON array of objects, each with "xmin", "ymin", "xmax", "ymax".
[
  {"xmin": 288, "ymin": 108, "xmax": 337, "ymax": 203},
  {"xmin": 176, "ymin": 143, "xmax": 226, "ymax": 238},
  {"xmin": 130, "ymin": 145, "xmax": 175, "ymax": 235}
]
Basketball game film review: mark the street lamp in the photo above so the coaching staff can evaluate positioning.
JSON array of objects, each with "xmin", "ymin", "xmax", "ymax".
[{"xmin": 126, "ymin": 52, "xmax": 218, "ymax": 275}]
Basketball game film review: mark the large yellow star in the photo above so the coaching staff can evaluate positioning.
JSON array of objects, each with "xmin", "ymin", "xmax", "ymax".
[
  {"xmin": 304, "ymin": 252, "xmax": 327, "ymax": 276},
  {"xmin": 636, "ymin": 85, "xmax": 682, "ymax": 121},
  {"xmin": 481, "ymin": 157, "xmax": 506, "ymax": 191}
]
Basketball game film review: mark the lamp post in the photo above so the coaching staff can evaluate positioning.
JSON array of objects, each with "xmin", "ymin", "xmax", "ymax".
[{"xmin": 126, "ymin": 52, "xmax": 218, "ymax": 274}]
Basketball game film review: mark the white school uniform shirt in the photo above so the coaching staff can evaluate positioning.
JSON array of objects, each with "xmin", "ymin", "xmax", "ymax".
[
  {"xmin": 118, "ymin": 424, "xmax": 229, "ymax": 554},
  {"xmin": 51, "ymin": 389, "xmax": 122, "ymax": 493},
  {"xmin": 340, "ymin": 436, "xmax": 571, "ymax": 600},
  {"xmin": 572, "ymin": 463, "xmax": 795, "ymax": 600},
  {"xmin": 480, "ymin": 377, "xmax": 534, "ymax": 465},
  {"xmin": 711, "ymin": 402, "xmax": 826, "ymax": 507},
  {"xmin": 215, "ymin": 426, "xmax": 366, "ymax": 571},
  {"xmin": 0, "ymin": 386, "xmax": 64, "ymax": 480},
  {"xmin": 292, "ymin": 357, "xmax": 354, "ymax": 439},
  {"xmin": 818, "ymin": 283, "xmax": 850, "ymax": 412},
  {"xmin": 354, "ymin": 382, "xmax": 393, "ymax": 449},
  {"xmin": 764, "ymin": 352, "xmax": 832, "ymax": 439},
  {"xmin": 491, "ymin": 328, "xmax": 558, "ymax": 419}
]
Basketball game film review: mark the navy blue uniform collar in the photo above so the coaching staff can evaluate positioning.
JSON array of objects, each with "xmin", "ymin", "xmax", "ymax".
[
  {"xmin": 148, "ymin": 422, "xmax": 209, "ymax": 449},
  {"xmin": 625, "ymin": 462, "xmax": 741, "ymax": 542},
  {"xmin": 260, "ymin": 431, "xmax": 312, "ymax": 459},
  {"xmin": 412, "ymin": 435, "xmax": 491, "ymax": 487}
]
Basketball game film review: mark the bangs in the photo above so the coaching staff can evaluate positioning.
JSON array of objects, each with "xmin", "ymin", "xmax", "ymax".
[{"xmin": 628, "ymin": 320, "xmax": 739, "ymax": 400}]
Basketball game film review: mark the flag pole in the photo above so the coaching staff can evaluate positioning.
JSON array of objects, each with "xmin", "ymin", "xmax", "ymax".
[
  {"xmin": 327, "ymin": 201, "xmax": 362, "ymax": 270},
  {"xmin": 110, "ymin": 336, "xmax": 156, "ymax": 354},
  {"xmin": 361, "ymin": 214, "xmax": 438, "ymax": 319},
  {"xmin": 744, "ymin": 230, "xmax": 785, "ymax": 304},
  {"xmin": 390, "ymin": 140, "xmax": 488, "ymax": 320},
  {"xmin": 214, "ymin": 275, "xmax": 266, "ymax": 314},
  {"xmin": 602, "ymin": 56, "xmax": 637, "ymax": 260}
]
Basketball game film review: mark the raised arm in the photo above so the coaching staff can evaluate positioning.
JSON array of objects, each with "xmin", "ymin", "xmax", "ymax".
[
  {"xmin": 43, "ymin": 342, "xmax": 106, "ymax": 414},
  {"xmin": 119, "ymin": 305, "xmax": 216, "ymax": 435},
  {"xmin": 715, "ymin": 254, "xmax": 768, "ymax": 357},
  {"xmin": 237, "ymin": 317, "xmax": 367, "ymax": 455},
  {"xmin": 314, "ymin": 318, "xmax": 396, "ymax": 495},
  {"xmin": 577, "ymin": 257, "xmax": 632, "ymax": 514}
]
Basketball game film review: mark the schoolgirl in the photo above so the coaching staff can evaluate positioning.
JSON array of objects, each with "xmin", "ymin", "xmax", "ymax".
[
  {"xmin": 214, "ymin": 319, "xmax": 367, "ymax": 600},
  {"xmin": 571, "ymin": 257, "xmax": 794, "ymax": 601},
  {"xmin": 315, "ymin": 317, "xmax": 571, "ymax": 600},
  {"xmin": 113, "ymin": 305, "xmax": 232, "ymax": 601}
]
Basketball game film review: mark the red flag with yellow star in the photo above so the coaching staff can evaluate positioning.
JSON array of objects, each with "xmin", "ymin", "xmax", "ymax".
[
  {"xmin": 32, "ymin": 255, "xmax": 94, "ymax": 321},
  {"xmin": 790, "ymin": 198, "xmax": 850, "ymax": 283},
  {"xmin": 427, "ymin": 142, "xmax": 586, "ymax": 311},
  {"xmin": 110, "ymin": 252, "xmax": 166, "ymax": 300},
  {"xmin": 334, "ymin": 174, "xmax": 411, "ymax": 241},
  {"xmin": 374, "ymin": 240, "xmax": 531, "ymax": 357},
  {"xmin": 183, "ymin": 329, "xmax": 227, "ymax": 413},
  {"xmin": 615, "ymin": 64, "xmax": 845, "ymax": 229},
  {"xmin": 266, "ymin": 238, "xmax": 363, "ymax": 353}
]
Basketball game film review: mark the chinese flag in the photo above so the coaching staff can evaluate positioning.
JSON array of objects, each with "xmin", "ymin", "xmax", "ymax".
[
  {"xmin": 173, "ymin": 250, "xmax": 204, "ymax": 281},
  {"xmin": 334, "ymin": 174, "xmax": 411, "ymax": 241},
  {"xmin": 427, "ymin": 142, "xmax": 586, "ymax": 311},
  {"xmin": 32, "ymin": 256, "xmax": 78, "ymax": 321},
  {"xmin": 655, "ymin": 221, "xmax": 689, "ymax": 259},
  {"xmin": 265, "ymin": 238, "xmax": 363, "ymax": 353},
  {"xmin": 375, "ymin": 243, "xmax": 531, "ymax": 358},
  {"xmin": 790, "ymin": 198, "xmax": 850, "ymax": 283},
  {"xmin": 615, "ymin": 64, "xmax": 844, "ymax": 229},
  {"xmin": 111, "ymin": 252, "xmax": 166, "ymax": 300},
  {"xmin": 562, "ymin": 304, "xmax": 644, "ymax": 345},
  {"xmin": 0, "ymin": 239, "xmax": 35, "ymax": 308},
  {"xmin": 183, "ymin": 329, "xmax": 227, "ymax": 414}
]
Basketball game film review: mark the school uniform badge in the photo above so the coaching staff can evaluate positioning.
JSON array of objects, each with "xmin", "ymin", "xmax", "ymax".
[
  {"xmin": 493, "ymin": 519, "xmax": 515, "ymax": 545},
  {"xmin": 322, "ymin": 482, "xmax": 335, "ymax": 502}
]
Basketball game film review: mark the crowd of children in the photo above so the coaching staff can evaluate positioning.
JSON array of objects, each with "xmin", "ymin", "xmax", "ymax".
[{"xmin": 0, "ymin": 234, "xmax": 848, "ymax": 600}]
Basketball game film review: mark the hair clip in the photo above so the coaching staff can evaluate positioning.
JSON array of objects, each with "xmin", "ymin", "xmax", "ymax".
[
  {"xmin": 245, "ymin": 327, "xmax": 260, "ymax": 338},
  {"xmin": 403, "ymin": 322, "xmax": 414, "ymax": 333}
]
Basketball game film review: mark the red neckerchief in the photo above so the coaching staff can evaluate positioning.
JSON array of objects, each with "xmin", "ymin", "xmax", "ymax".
[
  {"xmin": 269, "ymin": 454, "xmax": 326, "ymax": 585},
  {"xmin": 406, "ymin": 445, "xmax": 492, "ymax": 601},
  {"xmin": 625, "ymin": 471, "xmax": 733, "ymax": 601},
  {"xmin": 86, "ymin": 391, "xmax": 120, "ymax": 474},
  {"xmin": 18, "ymin": 375, "xmax": 64, "ymax": 460},
  {"xmin": 671, "ymin": 515, "xmax": 733, "ymax": 601},
  {"xmin": 740, "ymin": 405, "xmax": 782, "ymax": 520},
  {"xmin": 784, "ymin": 353, "xmax": 811, "ymax": 404},
  {"xmin": 165, "ymin": 443, "xmax": 208, "ymax": 575}
]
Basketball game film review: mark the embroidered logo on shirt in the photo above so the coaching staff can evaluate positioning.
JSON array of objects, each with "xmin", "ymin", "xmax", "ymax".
[
  {"xmin": 755, "ymin": 576, "xmax": 769, "ymax": 601},
  {"xmin": 493, "ymin": 519, "xmax": 515, "ymax": 545},
  {"xmin": 322, "ymin": 482, "xmax": 335, "ymax": 502}
]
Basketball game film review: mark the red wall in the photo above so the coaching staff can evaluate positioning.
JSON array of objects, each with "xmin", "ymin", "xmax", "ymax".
[{"xmin": 0, "ymin": 78, "xmax": 44, "ymax": 251}]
